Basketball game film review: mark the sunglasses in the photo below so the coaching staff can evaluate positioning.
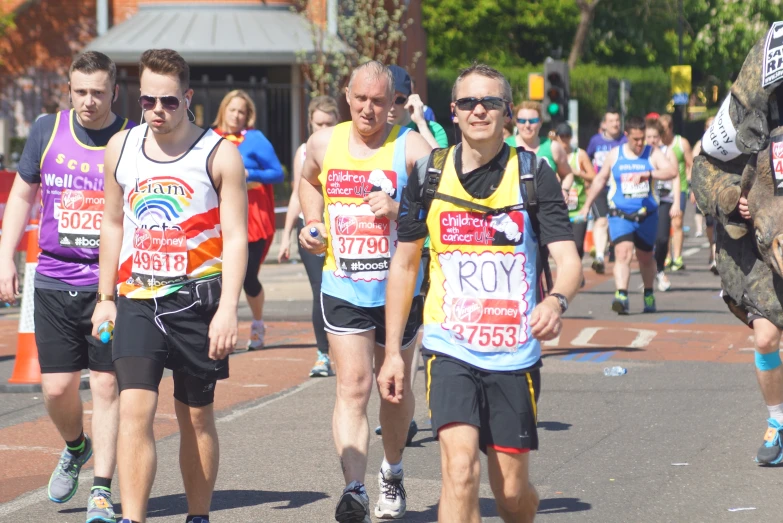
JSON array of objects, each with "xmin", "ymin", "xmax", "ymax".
[
  {"xmin": 138, "ymin": 95, "xmax": 182, "ymax": 111},
  {"xmin": 517, "ymin": 118, "xmax": 541, "ymax": 125},
  {"xmin": 394, "ymin": 96, "xmax": 408, "ymax": 106},
  {"xmin": 454, "ymin": 96, "xmax": 506, "ymax": 112}
]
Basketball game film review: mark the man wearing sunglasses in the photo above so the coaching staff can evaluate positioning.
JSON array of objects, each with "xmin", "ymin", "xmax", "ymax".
[
  {"xmin": 507, "ymin": 101, "xmax": 575, "ymax": 188},
  {"xmin": 379, "ymin": 63, "xmax": 581, "ymax": 523},
  {"xmin": 0, "ymin": 51, "xmax": 132, "ymax": 523},
  {"xmin": 92, "ymin": 48, "xmax": 248, "ymax": 523},
  {"xmin": 387, "ymin": 65, "xmax": 448, "ymax": 149},
  {"xmin": 298, "ymin": 61, "xmax": 432, "ymax": 522}
]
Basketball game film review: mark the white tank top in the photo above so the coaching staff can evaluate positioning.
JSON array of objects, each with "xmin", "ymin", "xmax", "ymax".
[{"xmin": 114, "ymin": 124, "xmax": 224, "ymax": 299}]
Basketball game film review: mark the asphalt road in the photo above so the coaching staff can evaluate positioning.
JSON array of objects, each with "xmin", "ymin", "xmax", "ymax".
[{"xmin": 0, "ymin": 228, "xmax": 777, "ymax": 522}]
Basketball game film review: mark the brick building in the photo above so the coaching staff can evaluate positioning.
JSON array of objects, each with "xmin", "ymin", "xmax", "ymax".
[{"xmin": 0, "ymin": 0, "xmax": 428, "ymax": 172}]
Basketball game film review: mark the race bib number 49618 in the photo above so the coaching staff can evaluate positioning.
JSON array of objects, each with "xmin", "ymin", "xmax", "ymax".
[
  {"xmin": 131, "ymin": 228, "xmax": 188, "ymax": 288},
  {"xmin": 57, "ymin": 190, "xmax": 103, "ymax": 249},
  {"xmin": 440, "ymin": 251, "xmax": 529, "ymax": 353}
]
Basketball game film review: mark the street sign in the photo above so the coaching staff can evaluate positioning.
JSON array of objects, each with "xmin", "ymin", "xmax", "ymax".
[
  {"xmin": 670, "ymin": 65, "xmax": 692, "ymax": 103},
  {"xmin": 528, "ymin": 73, "xmax": 544, "ymax": 101},
  {"xmin": 672, "ymin": 93, "xmax": 689, "ymax": 105}
]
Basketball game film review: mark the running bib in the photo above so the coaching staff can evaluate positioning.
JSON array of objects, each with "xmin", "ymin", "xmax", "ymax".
[
  {"xmin": 439, "ymin": 251, "xmax": 529, "ymax": 353},
  {"xmin": 55, "ymin": 190, "xmax": 103, "ymax": 249},
  {"xmin": 327, "ymin": 202, "xmax": 392, "ymax": 281},
  {"xmin": 656, "ymin": 179, "xmax": 673, "ymax": 197},
  {"xmin": 567, "ymin": 186, "xmax": 579, "ymax": 211},
  {"xmin": 131, "ymin": 228, "xmax": 188, "ymax": 288},
  {"xmin": 621, "ymin": 174, "xmax": 650, "ymax": 199}
]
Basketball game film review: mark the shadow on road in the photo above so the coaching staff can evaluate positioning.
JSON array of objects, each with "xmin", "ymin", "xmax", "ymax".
[
  {"xmin": 538, "ymin": 496, "xmax": 592, "ymax": 514},
  {"xmin": 59, "ymin": 489, "xmax": 329, "ymax": 518},
  {"xmin": 542, "ymin": 347, "xmax": 643, "ymax": 359},
  {"xmin": 538, "ymin": 421, "xmax": 572, "ymax": 432}
]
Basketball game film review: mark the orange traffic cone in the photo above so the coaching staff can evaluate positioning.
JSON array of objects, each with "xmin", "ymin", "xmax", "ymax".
[{"xmin": 8, "ymin": 220, "xmax": 41, "ymax": 387}]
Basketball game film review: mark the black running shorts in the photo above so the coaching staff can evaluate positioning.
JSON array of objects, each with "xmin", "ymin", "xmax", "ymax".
[
  {"xmin": 591, "ymin": 187, "xmax": 610, "ymax": 218},
  {"xmin": 424, "ymin": 351, "xmax": 540, "ymax": 454},
  {"xmin": 113, "ymin": 277, "xmax": 228, "ymax": 405},
  {"xmin": 321, "ymin": 292, "xmax": 423, "ymax": 348},
  {"xmin": 34, "ymin": 288, "xmax": 114, "ymax": 373}
]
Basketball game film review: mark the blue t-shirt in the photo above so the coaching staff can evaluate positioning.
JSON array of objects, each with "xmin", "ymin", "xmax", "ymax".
[
  {"xmin": 586, "ymin": 133, "xmax": 627, "ymax": 173},
  {"xmin": 608, "ymin": 144, "xmax": 657, "ymax": 214}
]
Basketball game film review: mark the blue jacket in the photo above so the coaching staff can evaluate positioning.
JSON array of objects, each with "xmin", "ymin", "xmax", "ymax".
[{"xmin": 238, "ymin": 129, "xmax": 284, "ymax": 184}]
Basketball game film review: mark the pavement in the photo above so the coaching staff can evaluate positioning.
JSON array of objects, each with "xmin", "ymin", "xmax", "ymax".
[{"xmin": 0, "ymin": 220, "xmax": 780, "ymax": 522}]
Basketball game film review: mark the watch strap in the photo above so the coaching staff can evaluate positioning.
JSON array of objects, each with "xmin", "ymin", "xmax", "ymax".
[
  {"xmin": 550, "ymin": 292, "xmax": 568, "ymax": 313},
  {"xmin": 97, "ymin": 293, "xmax": 115, "ymax": 303}
]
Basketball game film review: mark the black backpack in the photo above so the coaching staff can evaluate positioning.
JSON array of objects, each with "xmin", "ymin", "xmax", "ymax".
[{"xmin": 411, "ymin": 146, "xmax": 554, "ymax": 297}]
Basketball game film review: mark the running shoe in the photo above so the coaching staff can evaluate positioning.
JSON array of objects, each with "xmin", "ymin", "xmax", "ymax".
[
  {"xmin": 710, "ymin": 260, "xmax": 719, "ymax": 275},
  {"xmin": 695, "ymin": 231, "xmax": 704, "ymax": 238},
  {"xmin": 656, "ymin": 272, "xmax": 671, "ymax": 292},
  {"xmin": 643, "ymin": 293, "xmax": 656, "ymax": 313},
  {"xmin": 757, "ymin": 418, "xmax": 783, "ymax": 465},
  {"xmin": 86, "ymin": 488, "xmax": 115, "ymax": 523},
  {"xmin": 48, "ymin": 435, "xmax": 93, "ymax": 503},
  {"xmin": 335, "ymin": 481, "xmax": 371, "ymax": 523},
  {"xmin": 592, "ymin": 258, "xmax": 605, "ymax": 275},
  {"xmin": 664, "ymin": 257, "xmax": 672, "ymax": 269},
  {"xmin": 611, "ymin": 292, "xmax": 629, "ymax": 315},
  {"xmin": 374, "ymin": 420, "xmax": 419, "ymax": 446},
  {"xmin": 671, "ymin": 256, "xmax": 686, "ymax": 271},
  {"xmin": 310, "ymin": 351, "xmax": 334, "ymax": 377},
  {"xmin": 247, "ymin": 320, "xmax": 265, "ymax": 350},
  {"xmin": 375, "ymin": 468, "xmax": 407, "ymax": 519}
]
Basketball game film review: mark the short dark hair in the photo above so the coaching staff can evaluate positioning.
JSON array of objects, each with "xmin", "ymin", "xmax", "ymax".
[
  {"xmin": 139, "ymin": 49, "xmax": 190, "ymax": 90},
  {"xmin": 625, "ymin": 116, "xmax": 646, "ymax": 132},
  {"xmin": 69, "ymin": 51, "xmax": 116, "ymax": 85},
  {"xmin": 605, "ymin": 107, "xmax": 620, "ymax": 117},
  {"xmin": 451, "ymin": 63, "xmax": 512, "ymax": 103}
]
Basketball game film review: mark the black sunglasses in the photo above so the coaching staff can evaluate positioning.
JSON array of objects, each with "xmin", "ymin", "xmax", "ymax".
[
  {"xmin": 394, "ymin": 96, "xmax": 408, "ymax": 106},
  {"xmin": 138, "ymin": 95, "xmax": 181, "ymax": 111},
  {"xmin": 454, "ymin": 96, "xmax": 507, "ymax": 112}
]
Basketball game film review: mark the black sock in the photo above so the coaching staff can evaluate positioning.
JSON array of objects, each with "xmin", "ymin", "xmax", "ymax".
[
  {"xmin": 644, "ymin": 288, "xmax": 654, "ymax": 296},
  {"xmin": 186, "ymin": 516, "xmax": 209, "ymax": 523},
  {"xmin": 92, "ymin": 476, "xmax": 112, "ymax": 492},
  {"xmin": 65, "ymin": 432, "xmax": 86, "ymax": 457},
  {"xmin": 617, "ymin": 289, "xmax": 628, "ymax": 297}
]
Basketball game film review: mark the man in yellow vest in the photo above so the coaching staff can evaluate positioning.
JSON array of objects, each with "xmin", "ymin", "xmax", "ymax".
[
  {"xmin": 379, "ymin": 64, "xmax": 582, "ymax": 523},
  {"xmin": 298, "ymin": 61, "xmax": 432, "ymax": 522}
]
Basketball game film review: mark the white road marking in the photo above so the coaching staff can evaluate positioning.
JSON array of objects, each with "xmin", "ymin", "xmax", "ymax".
[
  {"xmin": 0, "ymin": 445, "xmax": 60, "ymax": 454},
  {"xmin": 682, "ymin": 247, "xmax": 700, "ymax": 258},
  {"xmin": 570, "ymin": 327, "xmax": 657, "ymax": 348},
  {"xmin": 217, "ymin": 379, "xmax": 319, "ymax": 424}
]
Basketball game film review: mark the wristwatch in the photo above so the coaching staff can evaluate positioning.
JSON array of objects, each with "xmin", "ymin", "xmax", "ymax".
[
  {"xmin": 96, "ymin": 293, "xmax": 115, "ymax": 303},
  {"xmin": 549, "ymin": 293, "xmax": 568, "ymax": 314}
]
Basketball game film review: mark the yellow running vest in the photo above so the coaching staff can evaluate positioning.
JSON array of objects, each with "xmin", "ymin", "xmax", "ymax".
[
  {"xmin": 422, "ymin": 146, "xmax": 541, "ymax": 371},
  {"xmin": 318, "ymin": 122, "xmax": 421, "ymax": 307}
]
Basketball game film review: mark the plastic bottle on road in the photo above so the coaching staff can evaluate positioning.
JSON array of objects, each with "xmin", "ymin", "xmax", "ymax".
[
  {"xmin": 98, "ymin": 321, "xmax": 114, "ymax": 344},
  {"xmin": 603, "ymin": 366, "xmax": 627, "ymax": 376},
  {"xmin": 309, "ymin": 226, "xmax": 327, "ymax": 258}
]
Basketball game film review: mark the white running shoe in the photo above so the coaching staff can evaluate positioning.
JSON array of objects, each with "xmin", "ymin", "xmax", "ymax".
[
  {"xmin": 247, "ymin": 320, "xmax": 265, "ymax": 350},
  {"xmin": 656, "ymin": 271, "xmax": 671, "ymax": 292},
  {"xmin": 375, "ymin": 468, "xmax": 406, "ymax": 519}
]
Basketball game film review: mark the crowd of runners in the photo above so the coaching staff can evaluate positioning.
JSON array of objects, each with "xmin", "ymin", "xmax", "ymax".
[{"xmin": 0, "ymin": 47, "xmax": 763, "ymax": 523}]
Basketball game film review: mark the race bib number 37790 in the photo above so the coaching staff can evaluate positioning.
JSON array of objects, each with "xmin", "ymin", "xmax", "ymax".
[
  {"xmin": 328, "ymin": 202, "xmax": 394, "ymax": 282},
  {"xmin": 57, "ymin": 190, "xmax": 104, "ymax": 249}
]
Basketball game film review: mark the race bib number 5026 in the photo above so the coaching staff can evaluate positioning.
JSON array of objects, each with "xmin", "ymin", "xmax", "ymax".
[
  {"xmin": 440, "ymin": 251, "xmax": 529, "ymax": 353},
  {"xmin": 56, "ymin": 190, "xmax": 104, "ymax": 249}
]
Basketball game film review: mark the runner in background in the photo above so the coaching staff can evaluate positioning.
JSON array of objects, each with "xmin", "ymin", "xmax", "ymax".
[
  {"xmin": 387, "ymin": 65, "xmax": 448, "ymax": 149},
  {"xmin": 507, "ymin": 101, "xmax": 574, "ymax": 182},
  {"xmin": 213, "ymin": 90, "xmax": 284, "ymax": 350},
  {"xmin": 645, "ymin": 118, "xmax": 679, "ymax": 292},
  {"xmin": 0, "ymin": 51, "xmax": 132, "ymax": 523},
  {"xmin": 691, "ymin": 116, "xmax": 718, "ymax": 274},
  {"xmin": 659, "ymin": 114, "xmax": 693, "ymax": 272},
  {"xmin": 586, "ymin": 109, "xmax": 627, "ymax": 275},
  {"xmin": 279, "ymin": 95, "xmax": 340, "ymax": 377},
  {"xmin": 555, "ymin": 123, "xmax": 594, "ymax": 263}
]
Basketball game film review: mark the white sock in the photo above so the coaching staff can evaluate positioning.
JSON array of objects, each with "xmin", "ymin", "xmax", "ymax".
[
  {"xmin": 596, "ymin": 253, "xmax": 604, "ymax": 262},
  {"xmin": 768, "ymin": 403, "xmax": 783, "ymax": 424},
  {"xmin": 382, "ymin": 458, "xmax": 403, "ymax": 475},
  {"xmin": 252, "ymin": 319, "xmax": 264, "ymax": 328}
]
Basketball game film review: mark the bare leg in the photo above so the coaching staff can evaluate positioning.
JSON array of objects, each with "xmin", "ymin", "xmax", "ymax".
[
  {"xmin": 330, "ymin": 331, "xmax": 375, "ymax": 485},
  {"xmin": 437, "ymin": 424, "xmax": 482, "ymax": 523},
  {"xmin": 246, "ymin": 287, "xmax": 264, "ymax": 322},
  {"xmin": 375, "ymin": 339, "xmax": 417, "ymax": 466},
  {"xmin": 753, "ymin": 318, "xmax": 783, "ymax": 406},
  {"xmin": 612, "ymin": 241, "xmax": 634, "ymax": 291},
  {"xmin": 176, "ymin": 400, "xmax": 219, "ymax": 516},
  {"xmin": 671, "ymin": 214, "xmax": 684, "ymax": 260},
  {"xmin": 89, "ymin": 370, "xmax": 119, "ymax": 479},
  {"xmin": 41, "ymin": 372, "xmax": 84, "ymax": 442},
  {"xmin": 117, "ymin": 389, "xmax": 158, "ymax": 523},
  {"xmin": 487, "ymin": 449, "xmax": 539, "ymax": 523},
  {"xmin": 636, "ymin": 249, "xmax": 657, "ymax": 289},
  {"xmin": 593, "ymin": 217, "xmax": 609, "ymax": 259}
]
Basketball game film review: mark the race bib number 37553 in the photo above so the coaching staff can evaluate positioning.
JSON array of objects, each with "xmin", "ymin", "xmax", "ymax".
[{"xmin": 57, "ymin": 190, "xmax": 103, "ymax": 249}]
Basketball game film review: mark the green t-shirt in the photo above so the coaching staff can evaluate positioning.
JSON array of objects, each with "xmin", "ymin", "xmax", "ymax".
[
  {"xmin": 566, "ymin": 150, "xmax": 586, "ymax": 219},
  {"xmin": 505, "ymin": 136, "xmax": 555, "ymax": 170},
  {"xmin": 672, "ymin": 135, "xmax": 687, "ymax": 193},
  {"xmin": 407, "ymin": 120, "xmax": 449, "ymax": 148}
]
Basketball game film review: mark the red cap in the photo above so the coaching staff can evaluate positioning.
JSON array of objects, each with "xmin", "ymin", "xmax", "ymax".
[{"xmin": 646, "ymin": 112, "xmax": 660, "ymax": 120}]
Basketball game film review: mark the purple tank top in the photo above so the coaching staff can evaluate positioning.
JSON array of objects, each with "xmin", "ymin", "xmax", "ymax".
[{"xmin": 36, "ymin": 110, "xmax": 129, "ymax": 286}]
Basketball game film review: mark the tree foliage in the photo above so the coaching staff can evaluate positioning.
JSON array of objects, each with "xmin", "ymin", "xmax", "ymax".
[{"xmin": 295, "ymin": 0, "xmax": 417, "ymax": 98}]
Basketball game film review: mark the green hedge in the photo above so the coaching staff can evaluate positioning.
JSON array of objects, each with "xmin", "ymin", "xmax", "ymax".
[{"xmin": 427, "ymin": 64, "xmax": 671, "ymax": 146}]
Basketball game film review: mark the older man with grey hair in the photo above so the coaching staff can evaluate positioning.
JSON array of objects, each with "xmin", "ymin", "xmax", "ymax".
[{"xmin": 298, "ymin": 60, "xmax": 432, "ymax": 522}]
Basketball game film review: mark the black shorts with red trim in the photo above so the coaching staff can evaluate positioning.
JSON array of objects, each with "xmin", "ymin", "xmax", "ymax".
[{"xmin": 424, "ymin": 350, "xmax": 540, "ymax": 454}]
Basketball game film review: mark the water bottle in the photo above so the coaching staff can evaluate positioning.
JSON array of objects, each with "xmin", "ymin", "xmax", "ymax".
[
  {"xmin": 309, "ymin": 226, "xmax": 326, "ymax": 258},
  {"xmin": 603, "ymin": 366, "xmax": 627, "ymax": 376},
  {"xmin": 98, "ymin": 321, "xmax": 114, "ymax": 344}
]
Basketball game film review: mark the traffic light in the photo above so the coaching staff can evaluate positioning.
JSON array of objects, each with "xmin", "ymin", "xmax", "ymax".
[{"xmin": 543, "ymin": 59, "xmax": 569, "ymax": 123}]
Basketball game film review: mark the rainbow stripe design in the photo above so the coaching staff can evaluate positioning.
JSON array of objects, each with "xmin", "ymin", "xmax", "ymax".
[{"xmin": 128, "ymin": 176, "xmax": 194, "ymax": 223}]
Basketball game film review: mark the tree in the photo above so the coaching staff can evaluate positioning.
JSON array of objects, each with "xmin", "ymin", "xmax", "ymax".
[
  {"xmin": 568, "ymin": 0, "xmax": 601, "ymax": 69},
  {"xmin": 0, "ymin": 13, "xmax": 14, "ymax": 65},
  {"xmin": 295, "ymin": 0, "xmax": 418, "ymax": 98}
]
